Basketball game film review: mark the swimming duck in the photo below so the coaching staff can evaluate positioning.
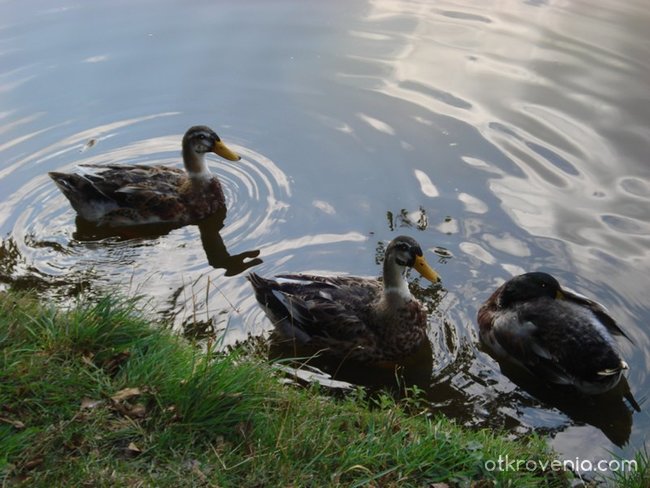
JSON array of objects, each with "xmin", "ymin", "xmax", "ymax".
[
  {"xmin": 478, "ymin": 272, "xmax": 631, "ymax": 395},
  {"xmin": 49, "ymin": 126, "xmax": 241, "ymax": 227},
  {"xmin": 247, "ymin": 235, "xmax": 441, "ymax": 362}
]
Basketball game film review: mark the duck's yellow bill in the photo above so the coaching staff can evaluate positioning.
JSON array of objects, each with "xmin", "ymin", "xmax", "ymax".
[
  {"xmin": 413, "ymin": 255, "xmax": 440, "ymax": 283},
  {"xmin": 213, "ymin": 140, "xmax": 241, "ymax": 161},
  {"xmin": 555, "ymin": 290, "xmax": 565, "ymax": 300}
]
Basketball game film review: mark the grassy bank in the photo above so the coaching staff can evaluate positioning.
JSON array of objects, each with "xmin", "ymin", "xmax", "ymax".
[{"xmin": 0, "ymin": 291, "xmax": 644, "ymax": 487}]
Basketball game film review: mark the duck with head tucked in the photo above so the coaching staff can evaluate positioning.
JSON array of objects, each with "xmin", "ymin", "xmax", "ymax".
[
  {"xmin": 248, "ymin": 235, "xmax": 441, "ymax": 363},
  {"xmin": 49, "ymin": 125, "xmax": 241, "ymax": 227},
  {"xmin": 478, "ymin": 272, "xmax": 634, "ymax": 398}
]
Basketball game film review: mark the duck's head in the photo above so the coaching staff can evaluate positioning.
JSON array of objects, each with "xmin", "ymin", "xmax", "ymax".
[
  {"xmin": 383, "ymin": 235, "xmax": 440, "ymax": 296},
  {"xmin": 182, "ymin": 125, "xmax": 241, "ymax": 176},
  {"xmin": 498, "ymin": 272, "xmax": 562, "ymax": 308}
]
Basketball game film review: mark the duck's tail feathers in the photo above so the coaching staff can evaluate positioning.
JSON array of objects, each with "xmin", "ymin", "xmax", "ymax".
[
  {"xmin": 625, "ymin": 390, "xmax": 642, "ymax": 412},
  {"xmin": 49, "ymin": 172, "xmax": 115, "ymax": 219},
  {"xmin": 247, "ymin": 273, "xmax": 312, "ymax": 343},
  {"xmin": 597, "ymin": 360, "xmax": 629, "ymax": 377},
  {"xmin": 247, "ymin": 273, "xmax": 289, "ymax": 320}
]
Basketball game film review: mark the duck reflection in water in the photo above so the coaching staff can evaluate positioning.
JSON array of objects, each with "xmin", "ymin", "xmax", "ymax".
[
  {"xmin": 72, "ymin": 207, "xmax": 262, "ymax": 277},
  {"xmin": 488, "ymin": 358, "xmax": 638, "ymax": 447},
  {"xmin": 478, "ymin": 271, "xmax": 641, "ymax": 446}
]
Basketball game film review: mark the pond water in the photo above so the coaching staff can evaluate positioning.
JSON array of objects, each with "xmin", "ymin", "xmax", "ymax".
[{"xmin": 1, "ymin": 0, "xmax": 649, "ymax": 472}]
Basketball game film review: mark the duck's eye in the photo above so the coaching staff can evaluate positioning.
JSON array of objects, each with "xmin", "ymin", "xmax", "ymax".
[{"xmin": 198, "ymin": 134, "xmax": 206, "ymax": 140}]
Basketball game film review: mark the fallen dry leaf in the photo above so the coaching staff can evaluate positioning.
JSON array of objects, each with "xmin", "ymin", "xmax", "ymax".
[
  {"xmin": 185, "ymin": 459, "xmax": 207, "ymax": 481},
  {"xmin": 0, "ymin": 416, "xmax": 25, "ymax": 429},
  {"xmin": 103, "ymin": 351, "xmax": 131, "ymax": 374},
  {"xmin": 125, "ymin": 442, "xmax": 142, "ymax": 458},
  {"xmin": 81, "ymin": 354, "xmax": 95, "ymax": 367},
  {"xmin": 23, "ymin": 458, "xmax": 43, "ymax": 470},
  {"xmin": 80, "ymin": 398, "xmax": 103, "ymax": 410},
  {"xmin": 127, "ymin": 442, "xmax": 141, "ymax": 452},
  {"xmin": 128, "ymin": 403, "xmax": 147, "ymax": 418},
  {"xmin": 111, "ymin": 387, "xmax": 142, "ymax": 402}
]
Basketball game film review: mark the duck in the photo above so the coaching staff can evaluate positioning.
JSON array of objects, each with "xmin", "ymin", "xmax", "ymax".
[
  {"xmin": 247, "ymin": 235, "xmax": 441, "ymax": 363},
  {"xmin": 48, "ymin": 125, "xmax": 241, "ymax": 227},
  {"xmin": 478, "ymin": 272, "xmax": 632, "ymax": 396}
]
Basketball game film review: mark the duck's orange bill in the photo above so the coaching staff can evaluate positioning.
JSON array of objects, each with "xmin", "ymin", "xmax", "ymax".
[
  {"xmin": 213, "ymin": 140, "xmax": 241, "ymax": 161},
  {"xmin": 413, "ymin": 255, "xmax": 440, "ymax": 283}
]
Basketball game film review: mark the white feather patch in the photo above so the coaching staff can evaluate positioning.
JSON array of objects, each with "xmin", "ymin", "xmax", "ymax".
[{"xmin": 383, "ymin": 281, "xmax": 412, "ymax": 300}]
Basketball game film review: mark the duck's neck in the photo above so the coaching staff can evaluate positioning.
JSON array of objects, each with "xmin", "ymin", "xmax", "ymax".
[
  {"xmin": 382, "ymin": 259, "xmax": 412, "ymax": 301},
  {"xmin": 183, "ymin": 147, "xmax": 212, "ymax": 179}
]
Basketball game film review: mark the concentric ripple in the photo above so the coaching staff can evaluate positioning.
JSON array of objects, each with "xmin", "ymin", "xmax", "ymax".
[{"xmin": 0, "ymin": 117, "xmax": 292, "ymax": 331}]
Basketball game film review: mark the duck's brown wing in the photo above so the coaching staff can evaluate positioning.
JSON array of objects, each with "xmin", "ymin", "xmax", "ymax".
[
  {"xmin": 248, "ymin": 273, "xmax": 382, "ymax": 345},
  {"xmin": 50, "ymin": 164, "xmax": 189, "ymax": 224},
  {"xmin": 79, "ymin": 164, "xmax": 186, "ymax": 204}
]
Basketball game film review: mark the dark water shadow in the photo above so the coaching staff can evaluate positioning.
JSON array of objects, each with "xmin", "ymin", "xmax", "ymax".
[
  {"xmin": 268, "ymin": 332, "xmax": 435, "ymax": 395},
  {"xmin": 483, "ymin": 349, "xmax": 640, "ymax": 447},
  {"xmin": 0, "ymin": 235, "xmax": 93, "ymax": 296},
  {"xmin": 73, "ymin": 208, "xmax": 262, "ymax": 277},
  {"xmin": 195, "ymin": 211, "xmax": 263, "ymax": 277},
  {"xmin": 0, "ymin": 208, "xmax": 264, "ymax": 301}
]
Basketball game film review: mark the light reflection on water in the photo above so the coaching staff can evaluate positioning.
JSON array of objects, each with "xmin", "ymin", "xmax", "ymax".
[{"xmin": 1, "ymin": 0, "xmax": 649, "ymax": 468}]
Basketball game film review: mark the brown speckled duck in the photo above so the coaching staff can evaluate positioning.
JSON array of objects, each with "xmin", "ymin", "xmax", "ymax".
[
  {"xmin": 247, "ymin": 235, "xmax": 441, "ymax": 362},
  {"xmin": 49, "ymin": 126, "xmax": 240, "ymax": 227},
  {"xmin": 478, "ymin": 272, "xmax": 632, "ymax": 396}
]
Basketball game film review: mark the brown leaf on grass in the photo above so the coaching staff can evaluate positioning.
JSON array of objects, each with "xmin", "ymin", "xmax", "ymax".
[
  {"xmin": 125, "ymin": 442, "xmax": 142, "ymax": 458},
  {"xmin": 128, "ymin": 403, "xmax": 147, "ymax": 418},
  {"xmin": 110, "ymin": 400, "xmax": 147, "ymax": 419},
  {"xmin": 23, "ymin": 457, "xmax": 43, "ymax": 470},
  {"xmin": 1, "ymin": 404, "xmax": 16, "ymax": 414},
  {"xmin": 81, "ymin": 354, "xmax": 95, "ymax": 366},
  {"xmin": 80, "ymin": 398, "xmax": 104, "ymax": 410},
  {"xmin": 164, "ymin": 405, "xmax": 180, "ymax": 422},
  {"xmin": 184, "ymin": 459, "xmax": 208, "ymax": 481},
  {"xmin": 111, "ymin": 387, "xmax": 142, "ymax": 402},
  {"xmin": 469, "ymin": 481, "xmax": 492, "ymax": 488},
  {"xmin": 127, "ymin": 442, "xmax": 141, "ymax": 452},
  {"xmin": 0, "ymin": 416, "xmax": 25, "ymax": 429},
  {"xmin": 103, "ymin": 351, "xmax": 131, "ymax": 374}
]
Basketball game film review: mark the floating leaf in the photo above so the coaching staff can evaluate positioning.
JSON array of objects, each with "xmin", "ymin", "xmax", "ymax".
[{"xmin": 80, "ymin": 138, "xmax": 97, "ymax": 152}]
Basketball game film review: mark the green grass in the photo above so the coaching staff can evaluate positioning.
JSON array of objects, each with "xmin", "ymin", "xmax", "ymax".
[
  {"xmin": 609, "ymin": 448, "xmax": 650, "ymax": 488},
  {"xmin": 0, "ymin": 290, "xmax": 639, "ymax": 487}
]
